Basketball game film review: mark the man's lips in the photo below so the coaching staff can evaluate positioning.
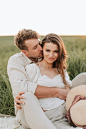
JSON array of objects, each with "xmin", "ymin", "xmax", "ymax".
[{"xmin": 39, "ymin": 51, "xmax": 42, "ymax": 55}]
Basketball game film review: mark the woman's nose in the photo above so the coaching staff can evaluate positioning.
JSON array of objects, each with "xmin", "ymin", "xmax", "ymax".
[{"xmin": 49, "ymin": 52, "xmax": 53, "ymax": 57}]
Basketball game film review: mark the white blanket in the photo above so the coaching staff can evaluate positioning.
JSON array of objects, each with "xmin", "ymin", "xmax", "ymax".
[{"xmin": 0, "ymin": 114, "xmax": 24, "ymax": 129}]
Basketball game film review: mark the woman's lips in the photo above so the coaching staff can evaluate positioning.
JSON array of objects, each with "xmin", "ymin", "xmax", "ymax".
[{"xmin": 48, "ymin": 58, "xmax": 54, "ymax": 60}]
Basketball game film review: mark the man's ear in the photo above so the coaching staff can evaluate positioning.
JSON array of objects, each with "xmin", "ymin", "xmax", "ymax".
[{"xmin": 22, "ymin": 50, "xmax": 29, "ymax": 57}]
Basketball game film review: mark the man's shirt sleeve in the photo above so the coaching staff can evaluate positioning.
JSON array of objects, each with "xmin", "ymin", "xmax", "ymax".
[{"xmin": 7, "ymin": 56, "xmax": 37, "ymax": 98}]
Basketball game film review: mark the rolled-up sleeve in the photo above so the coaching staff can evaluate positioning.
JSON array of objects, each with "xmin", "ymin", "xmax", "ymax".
[{"xmin": 7, "ymin": 56, "xmax": 37, "ymax": 98}]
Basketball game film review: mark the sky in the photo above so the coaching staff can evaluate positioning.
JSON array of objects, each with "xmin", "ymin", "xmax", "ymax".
[{"xmin": 0, "ymin": 0, "xmax": 86, "ymax": 35}]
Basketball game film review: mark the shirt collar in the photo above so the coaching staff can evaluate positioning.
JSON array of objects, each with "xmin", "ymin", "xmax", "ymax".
[{"xmin": 21, "ymin": 52, "xmax": 34, "ymax": 64}]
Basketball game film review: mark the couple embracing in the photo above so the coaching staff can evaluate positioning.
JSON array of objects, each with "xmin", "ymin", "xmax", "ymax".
[{"xmin": 7, "ymin": 29, "xmax": 86, "ymax": 129}]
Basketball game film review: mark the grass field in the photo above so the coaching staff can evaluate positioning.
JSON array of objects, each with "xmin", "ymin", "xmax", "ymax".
[{"xmin": 0, "ymin": 35, "xmax": 86, "ymax": 115}]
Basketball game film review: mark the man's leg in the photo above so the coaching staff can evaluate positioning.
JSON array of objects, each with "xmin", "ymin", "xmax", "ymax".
[
  {"xmin": 72, "ymin": 72, "xmax": 86, "ymax": 88},
  {"xmin": 19, "ymin": 92, "xmax": 56, "ymax": 129}
]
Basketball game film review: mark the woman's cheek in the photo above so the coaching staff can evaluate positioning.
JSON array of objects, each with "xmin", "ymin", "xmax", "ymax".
[
  {"xmin": 54, "ymin": 53, "xmax": 58, "ymax": 57},
  {"xmin": 44, "ymin": 51, "xmax": 48, "ymax": 56}
]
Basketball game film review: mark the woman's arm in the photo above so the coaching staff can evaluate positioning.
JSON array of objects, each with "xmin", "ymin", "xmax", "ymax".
[{"xmin": 35, "ymin": 85, "xmax": 70, "ymax": 99}]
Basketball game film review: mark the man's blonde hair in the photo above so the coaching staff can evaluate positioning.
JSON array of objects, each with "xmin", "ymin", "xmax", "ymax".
[{"xmin": 14, "ymin": 29, "xmax": 39, "ymax": 50}]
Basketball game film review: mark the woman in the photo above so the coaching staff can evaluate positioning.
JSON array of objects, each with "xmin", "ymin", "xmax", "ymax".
[{"xmin": 25, "ymin": 33, "xmax": 82, "ymax": 129}]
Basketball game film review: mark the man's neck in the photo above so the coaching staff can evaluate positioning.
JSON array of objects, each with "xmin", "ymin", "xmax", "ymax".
[{"xmin": 29, "ymin": 57, "xmax": 38, "ymax": 63}]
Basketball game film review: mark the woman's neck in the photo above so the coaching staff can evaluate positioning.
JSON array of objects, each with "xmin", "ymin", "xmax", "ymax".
[{"xmin": 40, "ymin": 59, "xmax": 53, "ymax": 69}]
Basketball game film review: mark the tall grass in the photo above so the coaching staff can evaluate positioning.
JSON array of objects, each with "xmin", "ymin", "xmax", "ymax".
[
  {"xmin": 0, "ymin": 36, "xmax": 20, "ymax": 115},
  {"xmin": 63, "ymin": 36, "xmax": 86, "ymax": 80},
  {"xmin": 0, "ymin": 36, "xmax": 86, "ymax": 115},
  {"xmin": 67, "ymin": 51, "xmax": 86, "ymax": 80}
]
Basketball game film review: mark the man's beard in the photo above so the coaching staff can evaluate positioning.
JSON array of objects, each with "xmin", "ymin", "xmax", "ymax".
[
  {"xmin": 29, "ymin": 56, "xmax": 42, "ymax": 63},
  {"xmin": 29, "ymin": 51, "xmax": 43, "ymax": 62}
]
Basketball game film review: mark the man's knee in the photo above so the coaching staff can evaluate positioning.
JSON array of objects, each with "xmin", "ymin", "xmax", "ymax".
[
  {"xmin": 24, "ymin": 92, "xmax": 34, "ymax": 99},
  {"xmin": 79, "ymin": 72, "xmax": 86, "ymax": 83},
  {"xmin": 72, "ymin": 72, "xmax": 86, "ymax": 88},
  {"xmin": 21, "ymin": 92, "xmax": 40, "ymax": 105},
  {"xmin": 81, "ymin": 72, "xmax": 86, "ymax": 78},
  {"xmin": 21, "ymin": 92, "xmax": 35, "ymax": 102},
  {"xmin": 76, "ymin": 72, "xmax": 86, "ymax": 78}
]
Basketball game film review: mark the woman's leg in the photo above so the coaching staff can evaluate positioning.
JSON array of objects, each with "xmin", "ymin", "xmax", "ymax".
[{"xmin": 72, "ymin": 72, "xmax": 86, "ymax": 88}]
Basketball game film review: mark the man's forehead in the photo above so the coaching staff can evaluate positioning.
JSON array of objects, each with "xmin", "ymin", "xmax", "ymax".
[
  {"xmin": 25, "ymin": 38, "xmax": 40, "ymax": 48},
  {"xmin": 25, "ymin": 38, "xmax": 39, "ymax": 44}
]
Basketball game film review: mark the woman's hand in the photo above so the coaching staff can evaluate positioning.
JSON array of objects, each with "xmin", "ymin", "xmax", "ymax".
[{"xmin": 15, "ymin": 91, "xmax": 25, "ymax": 110}]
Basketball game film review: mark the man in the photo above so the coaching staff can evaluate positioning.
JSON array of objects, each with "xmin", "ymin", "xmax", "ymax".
[{"xmin": 7, "ymin": 29, "xmax": 86, "ymax": 129}]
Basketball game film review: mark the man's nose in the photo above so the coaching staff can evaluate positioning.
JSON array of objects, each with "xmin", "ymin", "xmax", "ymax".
[{"xmin": 39, "ymin": 45, "xmax": 42, "ymax": 50}]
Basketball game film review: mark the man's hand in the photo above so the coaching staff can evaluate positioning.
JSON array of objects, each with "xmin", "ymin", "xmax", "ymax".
[
  {"xmin": 56, "ymin": 87, "xmax": 70, "ymax": 101},
  {"xmin": 15, "ymin": 91, "xmax": 25, "ymax": 110}
]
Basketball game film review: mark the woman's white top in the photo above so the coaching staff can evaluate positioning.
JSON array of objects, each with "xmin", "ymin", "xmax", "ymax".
[{"xmin": 25, "ymin": 64, "xmax": 72, "ymax": 110}]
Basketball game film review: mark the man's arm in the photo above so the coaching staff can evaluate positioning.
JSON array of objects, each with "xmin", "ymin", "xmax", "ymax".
[
  {"xmin": 7, "ymin": 56, "xmax": 68, "ymax": 98},
  {"xmin": 8, "ymin": 55, "xmax": 70, "ymax": 109},
  {"xmin": 8, "ymin": 56, "xmax": 68, "ymax": 99}
]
